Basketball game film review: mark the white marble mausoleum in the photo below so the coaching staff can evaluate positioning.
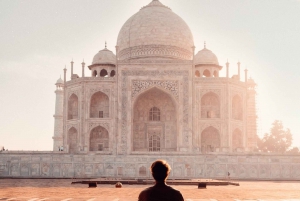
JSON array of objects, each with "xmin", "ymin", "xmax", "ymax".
[
  {"xmin": 2, "ymin": 0, "xmax": 300, "ymax": 180},
  {"xmin": 53, "ymin": 0, "xmax": 257, "ymax": 155}
]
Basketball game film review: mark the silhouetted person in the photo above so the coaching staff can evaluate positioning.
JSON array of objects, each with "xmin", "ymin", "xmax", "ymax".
[{"xmin": 138, "ymin": 160, "xmax": 184, "ymax": 201}]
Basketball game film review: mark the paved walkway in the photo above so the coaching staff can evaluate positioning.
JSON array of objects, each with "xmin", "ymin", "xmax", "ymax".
[{"xmin": 1, "ymin": 198, "xmax": 300, "ymax": 201}]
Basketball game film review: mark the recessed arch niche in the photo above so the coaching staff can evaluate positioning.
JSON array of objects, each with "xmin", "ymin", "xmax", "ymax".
[
  {"xmin": 68, "ymin": 94, "xmax": 78, "ymax": 120},
  {"xmin": 89, "ymin": 126, "xmax": 109, "ymax": 151},
  {"xmin": 232, "ymin": 95, "xmax": 243, "ymax": 120},
  {"xmin": 90, "ymin": 91, "xmax": 109, "ymax": 118},
  {"xmin": 133, "ymin": 87, "xmax": 177, "ymax": 152},
  {"xmin": 68, "ymin": 127, "xmax": 77, "ymax": 154},
  {"xmin": 201, "ymin": 92, "xmax": 220, "ymax": 118},
  {"xmin": 200, "ymin": 126, "xmax": 220, "ymax": 152},
  {"xmin": 232, "ymin": 128, "xmax": 243, "ymax": 151}
]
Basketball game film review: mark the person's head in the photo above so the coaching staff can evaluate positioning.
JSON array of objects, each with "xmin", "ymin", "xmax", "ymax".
[{"xmin": 150, "ymin": 160, "xmax": 171, "ymax": 182}]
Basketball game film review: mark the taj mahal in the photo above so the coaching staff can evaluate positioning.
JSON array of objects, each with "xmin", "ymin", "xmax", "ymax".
[
  {"xmin": 53, "ymin": 0, "xmax": 257, "ymax": 154},
  {"xmin": 1, "ymin": 0, "xmax": 300, "ymax": 180}
]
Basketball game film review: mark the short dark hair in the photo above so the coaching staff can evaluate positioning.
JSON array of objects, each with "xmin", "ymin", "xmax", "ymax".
[{"xmin": 150, "ymin": 160, "xmax": 171, "ymax": 181}]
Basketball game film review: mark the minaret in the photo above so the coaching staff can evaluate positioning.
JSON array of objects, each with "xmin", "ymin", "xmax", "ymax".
[
  {"xmin": 237, "ymin": 61, "xmax": 241, "ymax": 80},
  {"xmin": 81, "ymin": 60, "xmax": 85, "ymax": 77},
  {"xmin": 71, "ymin": 60, "xmax": 74, "ymax": 79},
  {"xmin": 52, "ymin": 77, "xmax": 64, "ymax": 151},
  {"xmin": 226, "ymin": 60, "xmax": 230, "ymax": 78},
  {"xmin": 246, "ymin": 77, "xmax": 257, "ymax": 150}
]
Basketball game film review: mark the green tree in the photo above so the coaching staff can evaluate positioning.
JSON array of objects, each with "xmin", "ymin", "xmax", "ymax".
[
  {"xmin": 287, "ymin": 147, "xmax": 299, "ymax": 154},
  {"xmin": 258, "ymin": 120, "xmax": 292, "ymax": 153}
]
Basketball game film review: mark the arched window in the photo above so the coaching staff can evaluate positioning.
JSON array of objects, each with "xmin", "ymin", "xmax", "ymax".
[
  {"xmin": 203, "ymin": 69, "xmax": 211, "ymax": 77},
  {"xmin": 201, "ymin": 126, "xmax": 220, "ymax": 152},
  {"xmin": 139, "ymin": 166, "xmax": 147, "ymax": 176},
  {"xmin": 213, "ymin": 70, "xmax": 218, "ymax": 77},
  {"xmin": 232, "ymin": 128, "xmax": 243, "ymax": 151},
  {"xmin": 100, "ymin": 69, "xmax": 108, "ymax": 77},
  {"xmin": 68, "ymin": 94, "xmax": 78, "ymax": 120},
  {"xmin": 110, "ymin": 70, "xmax": 116, "ymax": 77},
  {"xmin": 149, "ymin": 107, "xmax": 160, "ymax": 121},
  {"xmin": 90, "ymin": 91, "xmax": 109, "ymax": 118},
  {"xmin": 68, "ymin": 127, "xmax": 77, "ymax": 154},
  {"xmin": 195, "ymin": 70, "xmax": 200, "ymax": 77},
  {"xmin": 90, "ymin": 126, "xmax": 109, "ymax": 151},
  {"xmin": 232, "ymin": 95, "xmax": 243, "ymax": 120},
  {"xmin": 93, "ymin": 70, "xmax": 97, "ymax": 77},
  {"xmin": 149, "ymin": 135, "xmax": 160, "ymax": 152},
  {"xmin": 201, "ymin": 92, "xmax": 220, "ymax": 118}
]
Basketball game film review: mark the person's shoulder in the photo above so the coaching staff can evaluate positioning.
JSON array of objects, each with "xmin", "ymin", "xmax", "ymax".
[
  {"xmin": 166, "ymin": 185, "xmax": 184, "ymax": 199},
  {"xmin": 139, "ymin": 186, "xmax": 154, "ymax": 196},
  {"xmin": 140, "ymin": 186, "xmax": 153, "ymax": 192},
  {"xmin": 138, "ymin": 186, "xmax": 154, "ymax": 201},
  {"xmin": 166, "ymin": 185, "xmax": 181, "ymax": 192}
]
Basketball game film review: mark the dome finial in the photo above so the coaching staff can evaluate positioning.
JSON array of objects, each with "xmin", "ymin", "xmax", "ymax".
[
  {"xmin": 105, "ymin": 41, "xmax": 107, "ymax": 49},
  {"xmin": 204, "ymin": 41, "xmax": 206, "ymax": 49}
]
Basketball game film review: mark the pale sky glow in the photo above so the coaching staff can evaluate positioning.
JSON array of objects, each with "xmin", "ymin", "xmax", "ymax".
[{"xmin": 0, "ymin": 0, "xmax": 299, "ymax": 150}]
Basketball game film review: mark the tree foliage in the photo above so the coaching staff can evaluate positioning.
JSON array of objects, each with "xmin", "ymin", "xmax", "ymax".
[
  {"xmin": 258, "ymin": 120, "xmax": 293, "ymax": 153},
  {"xmin": 287, "ymin": 147, "xmax": 299, "ymax": 154}
]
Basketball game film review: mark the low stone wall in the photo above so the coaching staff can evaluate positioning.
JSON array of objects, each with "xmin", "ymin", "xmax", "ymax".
[{"xmin": 0, "ymin": 152, "xmax": 300, "ymax": 180}]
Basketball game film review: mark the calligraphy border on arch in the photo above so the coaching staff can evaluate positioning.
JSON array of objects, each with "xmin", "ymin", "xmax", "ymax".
[
  {"xmin": 88, "ymin": 122, "xmax": 110, "ymax": 132},
  {"xmin": 131, "ymin": 80, "xmax": 179, "ymax": 101},
  {"xmin": 121, "ymin": 70, "xmax": 189, "ymax": 154}
]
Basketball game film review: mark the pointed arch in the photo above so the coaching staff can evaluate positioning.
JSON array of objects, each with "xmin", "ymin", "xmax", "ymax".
[
  {"xmin": 92, "ymin": 70, "xmax": 97, "ymax": 77},
  {"xmin": 232, "ymin": 128, "xmax": 243, "ymax": 151},
  {"xmin": 213, "ymin": 70, "xmax": 219, "ymax": 77},
  {"xmin": 68, "ymin": 94, "xmax": 78, "ymax": 120},
  {"xmin": 110, "ymin": 70, "xmax": 116, "ymax": 77},
  {"xmin": 100, "ymin": 69, "xmax": 108, "ymax": 77},
  {"xmin": 203, "ymin": 69, "xmax": 211, "ymax": 77},
  {"xmin": 133, "ymin": 87, "xmax": 177, "ymax": 152},
  {"xmin": 232, "ymin": 95, "xmax": 243, "ymax": 120},
  {"xmin": 68, "ymin": 127, "xmax": 77, "ymax": 154},
  {"xmin": 90, "ymin": 126, "xmax": 109, "ymax": 151},
  {"xmin": 201, "ymin": 92, "xmax": 220, "ymax": 118},
  {"xmin": 90, "ymin": 91, "xmax": 109, "ymax": 118},
  {"xmin": 201, "ymin": 126, "xmax": 220, "ymax": 152},
  {"xmin": 195, "ymin": 70, "xmax": 200, "ymax": 77}
]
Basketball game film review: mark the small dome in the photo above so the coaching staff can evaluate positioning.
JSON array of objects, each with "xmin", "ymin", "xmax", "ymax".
[
  {"xmin": 117, "ymin": 0, "xmax": 194, "ymax": 60},
  {"xmin": 195, "ymin": 47, "xmax": 219, "ymax": 66},
  {"xmin": 92, "ymin": 48, "xmax": 116, "ymax": 66},
  {"xmin": 56, "ymin": 77, "xmax": 64, "ymax": 85}
]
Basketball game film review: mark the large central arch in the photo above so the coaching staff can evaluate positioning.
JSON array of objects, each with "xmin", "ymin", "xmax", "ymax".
[{"xmin": 133, "ymin": 87, "xmax": 177, "ymax": 152}]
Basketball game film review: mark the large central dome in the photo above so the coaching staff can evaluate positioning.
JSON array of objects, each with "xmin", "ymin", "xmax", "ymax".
[{"xmin": 117, "ymin": 0, "xmax": 194, "ymax": 61}]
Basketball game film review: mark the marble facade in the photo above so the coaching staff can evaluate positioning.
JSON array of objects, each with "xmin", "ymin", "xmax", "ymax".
[
  {"xmin": 1, "ymin": 153, "xmax": 300, "ymax": 180},
  {"xmin": 0, "ymin": 0, "xmax": 276, "ymax": 179}
]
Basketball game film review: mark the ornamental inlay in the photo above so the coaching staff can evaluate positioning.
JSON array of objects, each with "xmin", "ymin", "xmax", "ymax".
[
  {"xmin": 89, "ymin": 88, "xmax": 110, "ymax": 98},
  {"xmin": 67, "ymin": 124, "xmax": 79, "ymax": 131},
  {"xmin": 132, "ymin": 80, "xmax": 179, "ymax": 101},
  {"xmin": 89, "ymin": 122, "xmax": 110, "ymax": 132}
]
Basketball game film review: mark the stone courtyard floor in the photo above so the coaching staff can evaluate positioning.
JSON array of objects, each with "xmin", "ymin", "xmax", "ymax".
[{"xmin": 0, "ymin": 179, "xmax": 299, "ymax": 201}]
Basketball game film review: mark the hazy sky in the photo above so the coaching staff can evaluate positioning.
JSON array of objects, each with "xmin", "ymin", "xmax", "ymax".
[{"xmin": 0, "ymin": 0, "xmax": 299, "ymax": 150}]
